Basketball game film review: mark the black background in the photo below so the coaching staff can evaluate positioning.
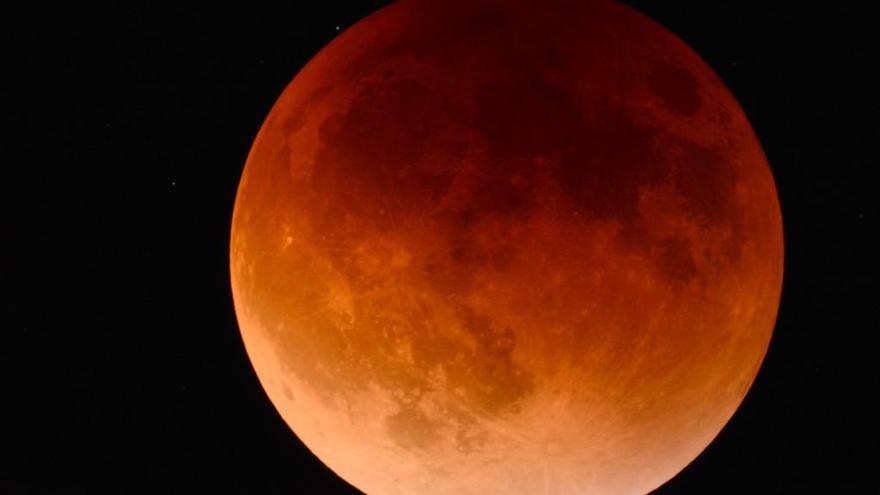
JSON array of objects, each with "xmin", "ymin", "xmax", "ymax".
[{"xmin": 4, "ymin": 2, "xmax": 877, "ymax": 493}]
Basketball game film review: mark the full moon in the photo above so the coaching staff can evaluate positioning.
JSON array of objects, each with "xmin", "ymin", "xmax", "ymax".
[{"xmin": 230, "ymin": 1, "xmax": 783, "ymax": 494}]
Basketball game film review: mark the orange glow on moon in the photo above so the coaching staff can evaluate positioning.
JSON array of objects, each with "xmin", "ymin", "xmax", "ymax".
[{"xmin": 229, "ymin": 1, "xmax": 784, "ymax": 494}]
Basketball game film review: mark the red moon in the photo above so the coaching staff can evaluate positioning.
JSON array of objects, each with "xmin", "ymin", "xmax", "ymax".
[{"xmin": 230, "ymin": 1, "xmax": 783, "ymax": 494}]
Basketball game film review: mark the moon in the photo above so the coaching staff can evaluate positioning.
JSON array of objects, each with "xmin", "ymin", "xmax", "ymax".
[{"xmin": 229, "ymin": 1, "xmax": 783, "ymax": 494}]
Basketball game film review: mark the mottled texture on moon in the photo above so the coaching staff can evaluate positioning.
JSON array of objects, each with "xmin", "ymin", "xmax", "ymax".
[{"xmin": 229, "ymin": 1, "xmax": 784, "ymax": 494}]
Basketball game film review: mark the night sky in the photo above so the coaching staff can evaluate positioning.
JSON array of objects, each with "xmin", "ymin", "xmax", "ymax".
[{"xmin": 5, "ymin": 2, "xmax": 877, "ymax": 493}]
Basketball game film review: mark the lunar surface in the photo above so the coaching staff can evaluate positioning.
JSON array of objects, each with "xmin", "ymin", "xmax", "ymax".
[{"xmin": 230, "ymin": 1, "xmax": 784, "ymax": 494}]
